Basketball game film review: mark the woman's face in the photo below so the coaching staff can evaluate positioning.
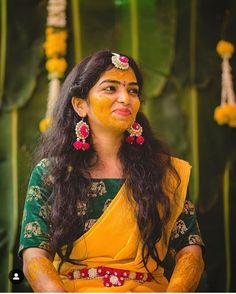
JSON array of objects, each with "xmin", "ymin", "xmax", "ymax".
[{"xmin": 86, "ymin": 67, "xmax": 141, "ymax": 133}]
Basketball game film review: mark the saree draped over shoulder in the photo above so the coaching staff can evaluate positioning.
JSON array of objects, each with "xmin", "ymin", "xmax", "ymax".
[{"xmin": 53, "ymin": 157, "xmax": 191, "ymax": 292}]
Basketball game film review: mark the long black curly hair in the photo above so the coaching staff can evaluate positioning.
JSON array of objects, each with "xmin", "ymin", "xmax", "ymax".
[{"xmin": 37, "ymin": 50, "xmax": 180, "ymax": 272}]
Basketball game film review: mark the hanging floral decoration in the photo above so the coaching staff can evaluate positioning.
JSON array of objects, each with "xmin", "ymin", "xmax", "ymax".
[
  {"xmin": 39, "ymin": 0, "xmax": 68, "ymax": 133},
  {"xmin": 214, "ymin": 40, "xmax": 236, "ymax": 128}
]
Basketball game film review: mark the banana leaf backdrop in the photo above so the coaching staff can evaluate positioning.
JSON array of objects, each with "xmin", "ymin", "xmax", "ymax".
[{"xmin": 0, "ymin": 0, "xmax": 236, "ymax": 292}]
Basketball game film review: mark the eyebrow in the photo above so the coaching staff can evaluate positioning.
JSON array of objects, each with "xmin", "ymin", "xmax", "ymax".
[{"xmin": 98, "ymin": 79, "xmax": 139, "ymax": 87}]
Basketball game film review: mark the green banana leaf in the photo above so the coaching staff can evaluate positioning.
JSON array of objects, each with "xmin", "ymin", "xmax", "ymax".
[
  {"xmin": 138, "ymin": 0, "xmax": 176, "ymax": 98},
  {"xmin": 79, "ymin": 0, "xmax": 117, "ymax": 56},
  {"xmin": 115, "ymin": 0, "xmax": 177, "ymax": 99},
  {"xmin": 0, "ymin": 0, "xmax": 47, "ymax": 291},
  {"xmin": 2, "ymin": 0, "xmax": 46, "ymax": 110},
  {"xmin": 11, "ymin": 75, "xmax": 49, "ymax": 293},
  {"xmin": 0, "ymin": 110, "xmax": 18, "ymax": 292}
]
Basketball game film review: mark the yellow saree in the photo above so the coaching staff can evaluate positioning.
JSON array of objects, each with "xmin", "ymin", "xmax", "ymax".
[{"xmin": 53, "ymin": 157, "xmax": 191, "ymax": 292}]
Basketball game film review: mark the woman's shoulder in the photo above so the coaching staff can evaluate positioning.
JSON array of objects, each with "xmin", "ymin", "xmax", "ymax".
[
  {"xmin": 161, "ymin": 156, "xmax": 191, "ymax": 192},
  {"xmin": 170, "ymin": 156, "xmax": 192, "ymax": 171},
  {"xmin": 32, "ymin": 158, "xmax": 52, "ymax": 174},
  {"xmin": 30, "ymin": 158, "xmax": 54, "ymax": 186},
  {"xmin": 35, "ymin": 158, "xmax": 51, "ymax": 169},
  {"xmin": 158, "ymin": 153, "xmax": 191, "ymax": 173},
  {"xmin": 168, "ymin": 156, "xmax": 191, "ymax": 193},
  {"xmin": 31, "ymin": 158, "xmax": 51, "ymax": 177}
]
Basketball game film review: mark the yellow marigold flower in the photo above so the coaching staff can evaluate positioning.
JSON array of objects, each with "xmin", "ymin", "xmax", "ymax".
[
  {"xmin": 216, "ymin": 40, "xmax": 234, "ymax": 57},
  {"xmin": 39, "ymin": 117, "xmax": 52, "ymax": 133},
  {"xmin": 227, "ymin": 104, "xmax": 236, "ymax": 127},
  {"xmin": 214, "ymin": 104, "xmax": 236, "ymax": 127},
  {"xmin": 228, "ymin": 119, "xmax": 236, "ymax": 127},
  {"xmin": 227, "ymin": 104, "xmax": 236, "ymax": 114},
  {"xmin": 44, "ymin": 30, "xmax": 67, "ymax": 58},
  {"xmin": 45, "ymin": 57, "xmax": 67, "ymax": 77},
  {"xmin": 214, "ymin": 105, "xmax": 229, "ymax": 125}
]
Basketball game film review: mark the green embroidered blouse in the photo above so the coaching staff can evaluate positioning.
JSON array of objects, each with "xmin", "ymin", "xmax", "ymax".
[{"xmin": 19, "ymin": 159, "xmax": 204, "ymax": 259}]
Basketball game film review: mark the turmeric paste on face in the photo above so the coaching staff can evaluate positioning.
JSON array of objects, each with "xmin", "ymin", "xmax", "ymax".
[{"xmin": 87, "ymin": 67, "xmax": 140, "ymax": 132}]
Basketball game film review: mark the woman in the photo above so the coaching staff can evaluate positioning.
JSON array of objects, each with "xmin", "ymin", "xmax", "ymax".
[{"xmin": 19, "ymin": 50, "xmax": 204, "ymax": 292}]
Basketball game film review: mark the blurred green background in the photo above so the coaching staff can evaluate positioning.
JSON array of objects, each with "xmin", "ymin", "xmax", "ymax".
[{"xmin": 0, "ymin": 0, "xmax": 236, "ymax": 292}]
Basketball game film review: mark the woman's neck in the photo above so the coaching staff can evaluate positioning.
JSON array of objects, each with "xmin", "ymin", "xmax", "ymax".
[
  {"xmin": 89, "ymin": 131, "xmax": 124, "ymax": 178},
  {"xmin": 92, "ymin": 131, "xmax": 123, "ymax": 160}
]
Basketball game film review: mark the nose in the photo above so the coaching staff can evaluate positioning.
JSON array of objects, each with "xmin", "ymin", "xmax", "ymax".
[{"xmin": 117, "ymin": 89, "xmax": 130, "ymax": 105}]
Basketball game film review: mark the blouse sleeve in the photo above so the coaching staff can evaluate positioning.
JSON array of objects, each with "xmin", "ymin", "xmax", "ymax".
[
  {"xmin": 168, "ymin": 190, "xmax": 205, "ymax": 258},
  {"xmin": 18, "ymin": 159, "xmax": 53, "ymax": 258}
]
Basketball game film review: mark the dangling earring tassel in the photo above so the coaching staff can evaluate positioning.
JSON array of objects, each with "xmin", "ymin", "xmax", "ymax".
[
  {"xmin": 136, "ymin": 135, "xmax": 145, "ymax": 145},
  {"xmin": 126, "ymin": 122, "xmax": 145, "ymax": 145},
  {"xmin": 126, "ymin": 135, "xmax": 135, "ymax": 144},
  {"xmin": 73, "ymin": 119, "xmax": 90, "ymax": 151}
]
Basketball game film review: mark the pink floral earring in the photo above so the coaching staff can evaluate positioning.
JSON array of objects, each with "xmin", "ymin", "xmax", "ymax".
[
  {"xmin": 126, "ymin": 122, "xmax": 144, "ymax": 145},
  {"xmin": 73, "ymin": 118, "xmax": 90, "ymax": 151}
]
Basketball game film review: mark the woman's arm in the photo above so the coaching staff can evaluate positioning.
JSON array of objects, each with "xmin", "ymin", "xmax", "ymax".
[
  {"xmin": 166, "ymin": 245, "xmax": 204, "ymax": 292},
  {"xmin": 23, "ymin": 248, "xmax": 66, "ymax": 292}
]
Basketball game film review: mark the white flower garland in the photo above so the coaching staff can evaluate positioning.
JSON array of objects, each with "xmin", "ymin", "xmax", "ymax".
[
  {"xmin": 221, "ymin": 55, "xmax": 235, "ymax": 106},
  {"xmin": 47, "ymin": 0, "xmax": 67, "ymax": 27}
]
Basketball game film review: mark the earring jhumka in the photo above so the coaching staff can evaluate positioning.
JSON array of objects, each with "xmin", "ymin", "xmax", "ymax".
[
  {"xmin": 73, "ymin": 119, "xmax": 90, "ymax": 151},
  {"xmin": 126, "ymin": 122, "xmax": 144, "ymax": 145}
]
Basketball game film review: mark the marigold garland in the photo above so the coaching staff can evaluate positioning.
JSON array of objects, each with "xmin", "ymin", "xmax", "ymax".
[
  {"xmin": 46, "ymin": 57, "xmax": 67, "ymax": 78},
  {"xmin": 39, "ymin": 0, "xmax": 67, "ymax": 133},
  {"xmin": 214, "ymin": 104, "xmax": 236, "ymax": 127},
  {"xmin": 39, "ymin": 117, "xmax": 52, "ymax": 133},
  {"xmin": 216, "ymin": 40, "xmax": 234, "ymax": 58},
  {"xmin": 44, "ymin": 28, "xmax": 67, "ymax": 58},
  {"xmin": 214, "ymin": 40, "xmax": 236, "ymax": 128}
]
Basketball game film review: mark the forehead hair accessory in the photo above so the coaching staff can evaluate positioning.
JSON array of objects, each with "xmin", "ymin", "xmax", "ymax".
[{"xmin": 111, "ymin": 53, "xmax": 129, "ymax": 70}]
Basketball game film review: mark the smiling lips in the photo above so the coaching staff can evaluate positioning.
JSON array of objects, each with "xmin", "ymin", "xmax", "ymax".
[{"xmin": 113, "ymin": 108, "xmax": 131, "ymax": 116}]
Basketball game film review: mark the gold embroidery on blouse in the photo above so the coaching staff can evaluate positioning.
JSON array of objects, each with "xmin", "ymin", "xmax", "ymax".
[
  {"xmin": 24, "ymin": 221, "xmax": 42, "ymax": 238},
  {"xmin": 39, "ymin": 241, "xmax": 51, "ymax": 251},
  {"xmin": 76, "ymin": 201, "xmax": 87, "ymax": 216},
  {"xmin": 39, "ymin": 205, "xmax": 51, "ymax": 220},
  {"xmin": 171, "ymin": 220, "xmax": 188, "ymax": 240},
  {"xmin": 188, "ymin": 234, "xmax": 204, "ymax": 246},
  {"xmin": 27, "ymin": 186, "xmax": 42, "ymax": 201},
  {"xmin": 41, "ymin": 173, "xmax": 54, "ymax": 186},
  {"xmin": 102, "ymin": 199, "xmax": 112, "ymax": 212},
  {"xmin": 37, "ymin": 158, "xmax": 50, "ymax": 168},
  {"xmin": 88, "ymin": 181, "xmax": 107, "ymax": 197},
  {"xmin": 183, "ymin": 200, "xmax": 195, "ymax": 215},
  {"xmin": 169, "ymin": 248, "xmax": 177, "ymax": 258},
  {"xmin": 84, "ymin": 219, "xmax": 97, "ymax": 231}
]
